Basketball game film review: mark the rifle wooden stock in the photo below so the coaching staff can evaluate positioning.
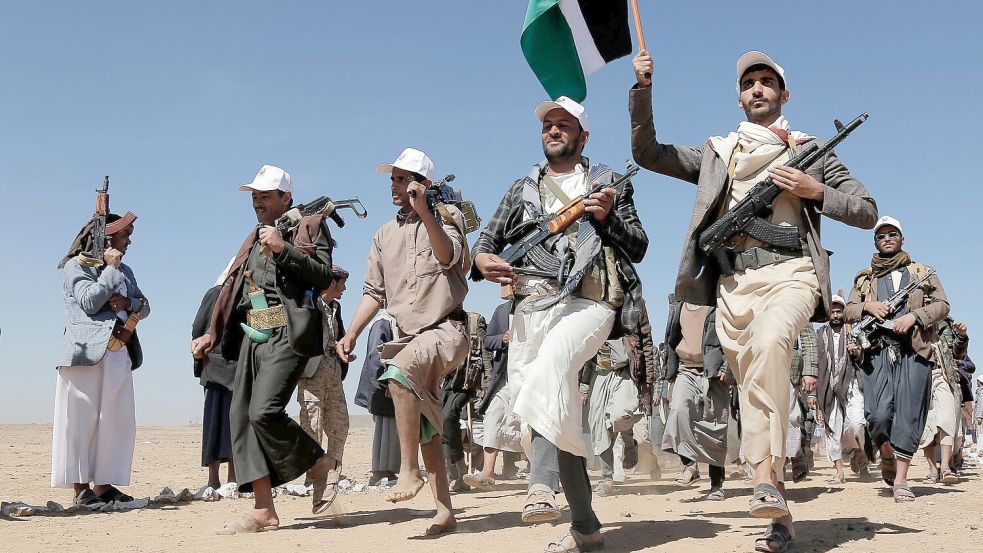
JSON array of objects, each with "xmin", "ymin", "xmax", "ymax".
[{"xmin": 546, "ymin": 197, "xmax": 586, "ymax": 234}]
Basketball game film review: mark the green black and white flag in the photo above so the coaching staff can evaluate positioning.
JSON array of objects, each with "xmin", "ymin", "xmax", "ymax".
[{"xmin": 520, "ymin": 0, "xmax": 632, "ymax": 102}]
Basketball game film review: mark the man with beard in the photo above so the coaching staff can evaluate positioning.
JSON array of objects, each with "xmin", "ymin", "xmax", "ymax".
[
  {"xmin": 629, "ymin": 50, "xmax": 877, "ymax": 552},
  {"xmin": 473, "ymin": 97, "xmax": 647, "ymax": 553},
  {"xmin": 815, "ymin": 293, "xmax": 868, "ymax": 484},
  {"xmin": 917, "ymin": 317, "xmax": 968, "ymax": 484},
  {"xmin": 191, "ymin": 164, "xmax": 336, "ymax": 533},
  {"xmin": 845, "ymin": 216, "xmax": 950, "ymax": 502},
  {"xmin": 336, "ymin": 148, "xmax": 469, "ymax": 536}
]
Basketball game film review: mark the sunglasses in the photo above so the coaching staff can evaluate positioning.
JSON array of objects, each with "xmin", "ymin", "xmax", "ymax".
[{"xmin": 875, "ymin": 231, "xmax": 901, "ymax": 241}]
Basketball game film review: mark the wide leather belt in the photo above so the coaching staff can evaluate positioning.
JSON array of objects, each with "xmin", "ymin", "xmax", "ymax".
[
  {"xmin": 733, "ymin": 246, "xmax": 804, "ymax": 272},
  {"xmin": 247, "ymin": 304, "xmax": 288, "ymax": 331}
]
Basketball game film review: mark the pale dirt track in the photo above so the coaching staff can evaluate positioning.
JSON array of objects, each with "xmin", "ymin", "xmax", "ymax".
[{"xmin": 2, "ymin": 421, "xmax": 981, "ymax": 552}]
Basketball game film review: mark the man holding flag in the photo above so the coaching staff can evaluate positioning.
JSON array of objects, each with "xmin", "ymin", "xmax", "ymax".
[{"xmin": 629, "ymin": 49, "xmax": 877, "ymax": 552}]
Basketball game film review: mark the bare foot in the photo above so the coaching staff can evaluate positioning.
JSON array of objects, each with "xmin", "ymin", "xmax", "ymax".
[
  {"xmin": 385, "ymin": 471, "xmax": 426, "ymax": 503},
  {"xmin": 423, "ymin": 512, "xmax": 457, "ymax": 536},
  {"xmin": 248, "ymin": 507, "xmax": 279, "ymax": 528}
]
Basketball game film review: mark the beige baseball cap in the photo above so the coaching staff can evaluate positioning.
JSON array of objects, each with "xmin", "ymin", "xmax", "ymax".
[
  {"xmin": 376, "ymin": 148, "xmax": 435, "ymax": 181},
  {"xmin": 535, "ymin": 96, "xmax": 589, "ymax": 132},
  {"xmin": 239, "ymin": 164, "xmax": 293, "ymax": 193},
  {"xmin": 736, "ymin": 51, "xmax": 786, "ymax": 92}
]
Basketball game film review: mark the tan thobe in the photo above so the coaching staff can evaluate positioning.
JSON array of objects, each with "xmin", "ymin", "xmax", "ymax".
[
  {"xmin": 716, "ymin": 149, "xmax": 821, "ymax": 481},
  {"xmin": 363, "ymin": 206, "xmax": 470, "ymax": 431}
]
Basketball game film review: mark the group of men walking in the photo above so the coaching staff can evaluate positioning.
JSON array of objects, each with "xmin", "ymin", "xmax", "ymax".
[{"xmin": 51, "ymin": 46, "xmax": 975, "ymax": 553}]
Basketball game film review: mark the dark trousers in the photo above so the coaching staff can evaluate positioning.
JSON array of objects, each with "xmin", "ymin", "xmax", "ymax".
[
  {"xmin": 862, "ymin": 346, "xmax": 932, "ymax": 459},
  {"xmin": 231, "ymin": 329, "xmax": 324, "ymax": 492},
  {"xmin": 529, "ymin": 430, "xmax": 601, "ymax": 535},
  {"xmin": 441, "ymin": 385, "xmax": 470, "ymax": 465}
]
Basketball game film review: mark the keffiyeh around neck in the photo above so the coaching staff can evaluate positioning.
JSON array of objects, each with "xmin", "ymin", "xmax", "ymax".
[{"xmin": 708, "ymin": 116, "xmax": 814, "ymax": 180}]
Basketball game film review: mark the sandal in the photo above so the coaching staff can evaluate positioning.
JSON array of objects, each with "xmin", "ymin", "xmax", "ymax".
[
  {"xmin": 97, "ymin": 486, "xmax": 134, "ymax": 503},
  {"xmin": 881, "ymin": 456, "xmax": 897, "ymax": 487},
  {"xmin": 522, "ymin": 483, "xmax": 561, "ymax": 524},
  {"xmin": 706, "ymin": 487, "xmax": 725, "ymax": 501},
  {"xmin": 74, "ymin": 488, "xmax": 107, "ymax": 508},
  {"xmin": 825, "ymin": 475, "xmax": 846, "ymax": 485},
  {"xmin": 214, "ymin": 514, "xmax": 279, "ymax": 535},
  {"xmin": 674, "ymin": 464, "xmax": 700, "ymax": 486},
  {"xmin": 892, "ymin": 484, "xmax": 915, "ymax": 502},
  {"xmin": 463, "ymin": 473, "xmax": 496, "ymax": 492},
  {"xmin": 593, "ymin": 480, "xmax": 614, "ymax": 497},
  {"xmin": 754, "ymin": 522, "xmax": 793, "ymax": 553},
  {"xmin": 544, "ymin": 529, "xmax": 604, "ymax": 553},
  {"xmin": 921, "ymin": 470, "xmax": 940, "ymax": 484},
  {"xmin": 941, "ymin": 470, "xmax": 959, "ymax": 485},
  {"xmin": 312, "ymin": 465, "xmax": 341, "ymax": 514},
  {"xmin": 748, "ymin": 483, "xmax": 790, "ymax": 519}
]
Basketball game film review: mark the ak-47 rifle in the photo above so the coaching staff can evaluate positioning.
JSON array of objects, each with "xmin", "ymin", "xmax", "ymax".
[
  {"xmin": 261, "ymin": 196, "xmax": 368, "ymax": 257},
  {"xmin": 848, "ymin": 268, "xmax": 936, "ymax": 351},
  {"xmin": 697, "ymin": 113, "xmax": 869, "ymax": 275},
  {"xmin": 79, "ymin": 176, "xmax": 110, "ymax": 267},
  {"xmin": 500, "ymin": 161, "xmax": 640, "ymax": 270}
]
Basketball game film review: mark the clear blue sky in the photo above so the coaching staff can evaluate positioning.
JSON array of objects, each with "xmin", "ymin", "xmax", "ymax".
[{"xmin": 2, "ymin": 1, "xmax": 980, "ymax": 425}]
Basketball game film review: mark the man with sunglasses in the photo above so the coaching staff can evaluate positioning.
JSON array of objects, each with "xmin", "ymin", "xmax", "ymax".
[{"xmin": 845, "ymin": 215, "xmax": 950, "ymax": 503}]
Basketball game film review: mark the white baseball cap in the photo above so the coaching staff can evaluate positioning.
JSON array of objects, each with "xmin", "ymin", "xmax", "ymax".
[
  {"xmin": 239, "ymin": 164, "xmax": 293, "ymax": 193},
  {"xmin": 535, "ymin": 96, "xmax": 589, "ymax": 132},
  {"xmin": 736, "ymin": 51, "xmax": 787, "ymax": 93},
  {"xmin": 831, "ymin": 294, "xmax": 846, "ymax": 306},
  {"xmin": 874, "ymin": 215, "xmax": 904, "ymax": 236},
  {"xmin": 376, "ymin": 148, "xmax": 435, "ymax": 182}
]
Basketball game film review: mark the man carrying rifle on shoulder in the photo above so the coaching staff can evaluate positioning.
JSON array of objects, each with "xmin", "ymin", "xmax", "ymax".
[
  {"xmin": 191, "ymin": 164, "xmax": 338, "ymax": 534},
  {"xmin": 629, "ymin": 50, "xmax": 877, "ymax": 553},
  {"xmin": 473, "ymin": 97, "xmax": 647, "ymax": 553},
  {"xmin": 845, "ymin": 216, "xmax": 950, "ymax": 503}
]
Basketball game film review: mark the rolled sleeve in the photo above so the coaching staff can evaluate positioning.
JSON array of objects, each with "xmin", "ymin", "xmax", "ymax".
[
  {"xmin": 436, "ymin": 208, "xmax": 467, "ymax": 270},
  {"xmin": 362, "ymin": 231, "xmax": 386, "ymax": 305}
]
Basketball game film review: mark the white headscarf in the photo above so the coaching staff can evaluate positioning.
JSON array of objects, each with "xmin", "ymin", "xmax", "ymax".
[{"xmin": 709, "ymin": 116, "xmax": 814, "ymax": 180}]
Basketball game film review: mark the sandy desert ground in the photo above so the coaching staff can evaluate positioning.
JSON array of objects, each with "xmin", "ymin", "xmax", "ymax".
[{"xmin": 2, "ymin": 418, "xmax": 982, "ymax": 552}]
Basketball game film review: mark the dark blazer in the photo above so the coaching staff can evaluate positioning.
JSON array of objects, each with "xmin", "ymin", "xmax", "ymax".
[
  {"xmin": 212, "ymin": 217, "xmax": 334, "ymax": 360},
  {"xmin": 354, "ymin": 317, "xmax": 396, "ymax": 417},
  {"xmin": 192, "ymin": 285, "xmax": 237, "ymax": 390},
  {"xmin": 301, "ymin": 298, "xmax": 348, "ymax": 379},
  {"xmin": 476, "ymin": 300, "xmax": 512, "ymax": 414},
  {"xmin": 664, "ymin": 299, "xmax": 724, "ymax": 380},
  {"xmin": 629, "ymin": 85, "xmax": 878, "ymax": 322}
]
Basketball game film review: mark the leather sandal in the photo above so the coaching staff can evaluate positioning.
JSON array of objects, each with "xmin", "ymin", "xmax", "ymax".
[
  {"xmin": 544, "ymin": 529, "xmax": 604, "ymax": 553},
  {"xmin": 749, "ymin": 483, "xmax": 790, "ymax": 519},
  {"xmin": 522, "ymin": 483, "xmax": 561, "ymax": 524},
  {"xmin": 754, "ymin": 522, "xmax": 793, "ymax": 553},
  {"xmin": 674, "ymin": 464, "xmax": 700, "ymax": 486}
]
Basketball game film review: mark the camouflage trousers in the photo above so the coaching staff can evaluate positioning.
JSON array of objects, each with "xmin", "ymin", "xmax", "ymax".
[{"xmin": 297, "ymin": 360, "xmax": 349, "ymax": 462}]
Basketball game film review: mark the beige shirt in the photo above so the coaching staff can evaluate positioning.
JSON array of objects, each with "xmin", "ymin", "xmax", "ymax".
[
  {"xmin": 363, "ymin": 205, "xmax": 469, "ymax": 335},
  {"xmin": 676, "ymin": 303, "xmax": 710, "ymax": 369},
  {"xmin": 728, "ymin": 149, "xmax": 806, "ymax": 251}
]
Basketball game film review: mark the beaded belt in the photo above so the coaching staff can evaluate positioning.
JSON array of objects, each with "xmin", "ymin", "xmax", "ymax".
[{"xmin": 246, "ymin": 304, "xmax": 287, "ymax": 331}]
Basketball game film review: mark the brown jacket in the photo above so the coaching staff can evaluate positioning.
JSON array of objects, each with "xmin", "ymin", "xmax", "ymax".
[
  {"xmin": 844, "ymin": 262, "xmax": 949, "ymax": 361},
  {"xmin": 629, "ymin": 85, "xmax": 879, "ymax": 321}
]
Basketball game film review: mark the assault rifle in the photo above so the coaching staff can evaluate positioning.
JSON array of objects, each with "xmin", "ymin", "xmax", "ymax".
[
  {"xmin": 261, "ymin": 196, "xmax": 368, "ymax": 256},
  {"xmin": 848, "ymin": 268, "xmax": 936, "ymax": 351},
  {"xmin": 79, "ymin": 176, "xmax": 110, "ymax": 266},
  {"xmin": 500, "ymin": 161, "xmax": 640, "ymax": 271},
  {"xmin": 697, "ymin": 113, "xmax": 869, "ymax": 275},
  {"xmin": 408, "ymin": 174, "xmax": 482, "ymax": 234}
]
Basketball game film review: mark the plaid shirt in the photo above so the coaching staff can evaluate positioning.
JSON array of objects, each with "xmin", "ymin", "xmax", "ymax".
[
  {"xmin": 471, "ymin": 158, "xmax": 648, "ymax": 336},
  {"xmin": 791, "ymin": 324, "xmax": 819, "ymax": 386}
]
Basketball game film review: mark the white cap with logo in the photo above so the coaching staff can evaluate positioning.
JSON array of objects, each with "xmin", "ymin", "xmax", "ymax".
[
  {"xmin": 736, "ymin": 51, "xmax": 787, "ymax": 93},
  {"xmin": 874, "ymin": 215, "xmax": 904, "ymax": 236},
  {"xmin": 376, "ymin": 147, "xmax": 435, "ymax": 182},
  {"xmin": 535, "ymin": 96, "xmax": 589, "ymax": 132},
  {"xmin": 239, "ymin": 164, "xmax": 293, "ymax": 193}
]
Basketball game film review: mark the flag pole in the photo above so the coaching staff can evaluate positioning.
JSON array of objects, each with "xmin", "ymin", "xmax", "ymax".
[
  {"xmin": 630, "ymin": 0, "xmax": 647, "ymax": 51},
  {"xmin": 630, "ymin": 0, "xmax": 651, "ymax": 79}
]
